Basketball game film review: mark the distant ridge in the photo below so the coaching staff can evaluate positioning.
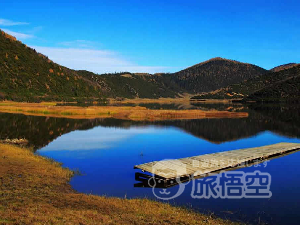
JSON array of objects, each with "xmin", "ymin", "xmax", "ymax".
[
  {"xmin": 184, "ymin": 57, "xmax": 254, "ymax": 70},
  {"xmin": 270, "ymin": 63, "xmax": 299, "ymax": 72},
  {"xmin": 246, "ymin": 67, "xmax": 300, "ymax": 102},
  {"xmin": 192, "ymin": 64, "xmax": 300, "ymax": 102},
  {"xmin": 1, "ymin": 29, "xmax": 298, "ymax": 101},
  {"xmin": 164, "ymin": 57, "xmax": 267, "ymax": 93}
]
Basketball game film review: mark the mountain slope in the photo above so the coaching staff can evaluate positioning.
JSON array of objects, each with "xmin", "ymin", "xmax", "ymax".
[
  {"xmin": 0, "ymin": 30, "xmax": 104, "ymax": 101},
  {"xmin": 245, "ymin": 75, "xmax": 300, "ymax": 102},
  {"xmin": 192, "ymin": 64, "xmax": 300, "ymax": 100},
  {"xmin": 3, "ymin": 29, "xmax": 295, "ymax": 101},
  {"xmin": 77, "ymin": 70, "xmax": 179, "ymax": 99},
  {"xmin": 0, "ymin": 30, "xmax": 179, "ymax": 101},
  {"xmin": 0, "ymin": 29, "xmax": 181, "ymax": 100},
  {"xmin": 270, "ymin": 63, "xmax": 299, "ymax": 72},
  {"xmin": 160, "ymin": 57, "xmax": 267, "ymax": 93}
]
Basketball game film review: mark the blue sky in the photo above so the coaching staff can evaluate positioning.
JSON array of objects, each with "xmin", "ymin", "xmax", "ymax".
[{"xmin": 1, "ymin": 0, "xmax": 299, "ymax": 73}]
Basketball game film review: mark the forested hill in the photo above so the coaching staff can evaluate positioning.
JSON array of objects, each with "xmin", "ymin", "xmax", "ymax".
[
  {"xmin": 77, "ymin": 70, "xmax": 179, "ymax": 99},
  {"xmin": 0, "ymin": 30, "xmax": 103, "ymax": 101},
  {"xmin": 0, "ymin": 30, "xmax": 179, "ymax": 101},
  {"xmin": 192, "ymin": 64, "xmax": 300, "ymax": 101},
  {"xmin": 270, "ymin": 63, "xmax": 299, "ymax": 72},
  {"xmin": 158, "ymin": 57, "xmax": 267, "ymax": 93},
  {"xmin": 245, "ymin": 73, "xmax": 300, "ymax": 102},
  {"xmin": 2, "ymin": 29, "xmax": 294, "ymax": 101}
]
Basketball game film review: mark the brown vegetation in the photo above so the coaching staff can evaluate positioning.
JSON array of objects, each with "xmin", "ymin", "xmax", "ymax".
[
  {"xmin": 0, "ymin": 138, "xmax": 28, "ymax": 145},
  {"xmin": 270, "ymin": 63, "xmax": 300, "ymax": 72},
  {"xmin": 0, "ymin": 101, "xmax": 248, "ymax": 121},
  {"xmin": 0, "ymin": 143, "xmax": 238, "ymax": 224},
  {"xmin": 1, "ymin": 30, "xmax": 17, "ymax": 41}
]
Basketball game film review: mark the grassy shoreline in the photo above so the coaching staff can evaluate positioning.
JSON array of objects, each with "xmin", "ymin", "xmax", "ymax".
[
  {"xmin": 0, "ymin": 143, "xmax": 238, "ymax": 224},
  {"xmin": 0, "ymin": 101, "xmax": 248, "ymax": 121}
]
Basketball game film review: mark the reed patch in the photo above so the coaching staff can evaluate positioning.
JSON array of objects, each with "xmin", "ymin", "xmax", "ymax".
[{"xmin": 0, "ymin": 101, "xmax": 248, "ymax": 121}]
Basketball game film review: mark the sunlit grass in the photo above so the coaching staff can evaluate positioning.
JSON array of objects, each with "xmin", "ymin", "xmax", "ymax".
[
  {"xmin": 0, "ymin": 143, "xmax": 239, "ymax": 224},
  {"xmin": 0, "ymin": 101, "xmax": 248, "ymax": 121}
]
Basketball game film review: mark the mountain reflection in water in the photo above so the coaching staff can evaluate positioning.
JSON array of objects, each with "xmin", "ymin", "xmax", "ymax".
[
  {"xmin": 0, "ymin": 105, "xmax": 300, "ymax": 150},
  {"xmin": 0, "ymin": 104, "xmax": 299, "ymax": 150},
  {"xmin": 2, "ymin": 103, "xmax": 300, "ymax": 224}
]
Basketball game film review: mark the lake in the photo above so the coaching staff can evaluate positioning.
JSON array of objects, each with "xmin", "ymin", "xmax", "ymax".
[{"xmin": 1, "ymin": 103, "xmax": 300, "ymax": 224}]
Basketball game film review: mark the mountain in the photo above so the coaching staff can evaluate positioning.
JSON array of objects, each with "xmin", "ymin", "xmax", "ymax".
[
  {"xmin": 77, "ymin": 70, "xmax": 179, "ymax": 99},
  {"xmin": 159, "ymin": 57, "xmax": 267, "ymax": 93},
  {"xmin": 245, "ymin": 74, "xmax": 300, "ymax": 102},
  {"xmin": 192, "ymin": 64, "xmax": 300, "ymax": 100},
  {"xmin": 79, "ymin": 58, "xmax": 268, "ymax": 98},
  {"xmin": 270, "ymin": 63, "xmax": 299, "ymax": 72},
  {"xmin": 0, "ymin": 29, "xmax": 180, "ymax": 101},
  {"xmin": 0, "ymin": 30, "xmax": 104, "ymax": 102},
  {"xmin": 2, "ymin": 29, "xmax": 294, "ymax": 101}
]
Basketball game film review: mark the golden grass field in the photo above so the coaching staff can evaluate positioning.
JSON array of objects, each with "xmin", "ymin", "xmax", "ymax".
[
  {"xmin": 0, "ymin": 143, "xmax": 239, "ymax": 224},
  {"xmin": 0, "ymin": 101, "xmax": 248, "ymax": 121}
]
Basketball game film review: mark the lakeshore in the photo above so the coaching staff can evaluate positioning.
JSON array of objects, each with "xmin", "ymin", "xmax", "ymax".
[
  {"xmin": 0, "ymin": 101, "xmax": 248, "ymax": 121},
  {"xmin": 0, "ymin": 143, "xmax": 237, "ymax": 224},
  {"xmin": 1, "ymin": 103, "xmax": 299, "ymax": 224}
]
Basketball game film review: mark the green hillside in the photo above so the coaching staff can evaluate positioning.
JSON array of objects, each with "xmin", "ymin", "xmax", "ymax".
[
  {"xmin": 3, "ymin": 29, "xmax": 297, "ymax": 102},
  {"xmin": 0, "ymin": 30, "xmax": 180, "ymax": 101},
  {"xmin": 0, "ymin": 30, "xmax": 103, "ymax": 102}
]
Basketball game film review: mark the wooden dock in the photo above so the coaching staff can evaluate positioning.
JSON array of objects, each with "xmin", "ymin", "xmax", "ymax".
[{"xmin": 134, "ymin": 142, "xmax": 300, "ymax": 181}]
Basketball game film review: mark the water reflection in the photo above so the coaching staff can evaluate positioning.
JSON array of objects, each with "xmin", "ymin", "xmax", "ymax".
[
  {"xmin": 0, "ymin": 104, "xmax": 299, "ymax": 150},
  {"xmin": 1, "ymin": 103, "xmax": 300, "ymax": 224},
  {"xmin": 36, "ymin": 125, "xmax": 300, "ymax": 225},
  {"xmin": 42, "ymin": 127, "xmax": 160, "ymax": 151}
]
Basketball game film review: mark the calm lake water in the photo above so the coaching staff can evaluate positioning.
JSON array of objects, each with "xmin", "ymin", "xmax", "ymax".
[{"xmin": 1, "ymin": 103, "xmax": 300, "ymax": 224}]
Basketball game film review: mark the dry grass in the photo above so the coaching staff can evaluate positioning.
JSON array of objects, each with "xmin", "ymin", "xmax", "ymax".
[
  {"xmin": 0, "ymin": 101, "xmax": 248, "ymax": 121},
  {"xmin": 0, "ymin": 101, "xmax": 57, "ymax": 106},
  {"xmin": 0, "ymin": 143, "xmax": 240, "ymax": 224}
]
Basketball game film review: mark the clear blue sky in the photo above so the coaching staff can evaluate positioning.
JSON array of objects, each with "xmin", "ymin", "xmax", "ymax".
[{"xmin": 1, "ymin": 0, "xmax": 299, "ymax": 73}]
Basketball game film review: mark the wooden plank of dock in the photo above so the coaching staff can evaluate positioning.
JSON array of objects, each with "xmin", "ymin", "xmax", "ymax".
[{"xmin": 134, "ymin": 142, "xmax": 300, "ymax": 180}]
